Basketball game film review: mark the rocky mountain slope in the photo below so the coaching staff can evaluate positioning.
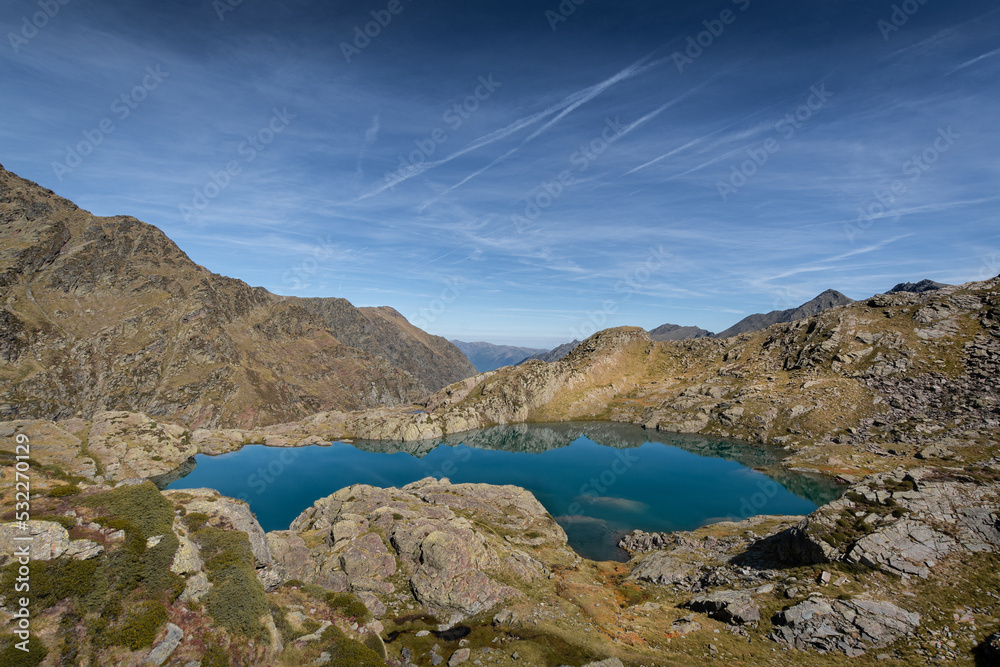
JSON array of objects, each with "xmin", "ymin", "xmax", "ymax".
[
  {"xmin": 0, "ymin": 164, "xmax": 473, "ymax": 428},
  {"xmin": 293, "ymin": 299, "xmax": 475, "ymax": 394},
  {"xmin": 450, "ymin": 340, "xmax": 546, "ymax": 372},
  {"xmin": 646, "ymin": 323, "xmax": 713, "ymax": 342},
  {"xmin": 714, "ymin": 289, "xmax": 855, "ymax": 339}
]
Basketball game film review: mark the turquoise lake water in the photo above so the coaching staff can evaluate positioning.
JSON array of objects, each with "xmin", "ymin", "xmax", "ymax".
[{"xmin": 163, "ymin": 422, "xmax": 842, "ymax": 561}]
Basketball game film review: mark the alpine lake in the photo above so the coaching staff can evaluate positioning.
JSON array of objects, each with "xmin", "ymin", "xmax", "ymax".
[{"xmin": 161, "ymin": 422, "xmax": 843, "ymax": 561}]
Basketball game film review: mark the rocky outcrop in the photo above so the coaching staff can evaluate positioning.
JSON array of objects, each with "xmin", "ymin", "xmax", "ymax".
[
  {"xmin": 770, "ymin": 597, "xmax": 920, "ymax": 657},
  {"xmin": 0, "ymin": 520, "xmax": 103, "ymax": 562},
  {"xmin": 628, "ymin": 552, "xmax": 697, "ymax": 586},
  {"xmin": 165, "ymin": 488, "xmax": 282, "ymax": 591},
  {"xmin": 782, "ymin": 467, "xmax": 1000, "ymax": 578},
  {"xmin": 87, "ymin": 411, "xmax": 197, "ymax": 481},
  {"xmin": 144, "ymin": 623, "xmax": 184, "ymax": 666},
  {"xmin": 888, "ymin": 279, "xmax": 949, "ymax": 294},
  {"xmin": 268, "ymin": 478, "xmax": 566, "ymax": 622},
  {"xmin": 687, "ymin": 590, "xmax": 760, "ymax": 625}
]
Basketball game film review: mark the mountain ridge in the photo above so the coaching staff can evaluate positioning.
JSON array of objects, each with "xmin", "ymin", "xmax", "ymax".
[
  {"xmin": 713, "ymin": 288, "xmax": 855, "ymax": 339},
  {"xmin": 647, "ymin": 322, "xmax": 714, "ymax": 341},
  {"xmin": 0, "ymin": 164, "xmax": 474, "ymax": 427}
]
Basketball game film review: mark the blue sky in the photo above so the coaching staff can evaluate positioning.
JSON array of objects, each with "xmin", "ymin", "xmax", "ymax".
[{"xmin": 1, "ymin": 0, "xmax": 998, "ymax": 347}]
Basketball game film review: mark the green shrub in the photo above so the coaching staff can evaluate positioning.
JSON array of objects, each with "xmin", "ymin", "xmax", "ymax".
[
  {"xmin": 94, "ymin": 516, "xmax": 132, "ymax": 532},
  {"xmin": 83, "ymin": 482, "xmax": 175, "ymax": 538},
  {"xmin": 116, "ymin": 600, "xmax": 168, "ymax": 650},
  {"xmin": 195, "ymin": 527, "xmax": 269, "ymax": 639},
  {"xmin": 182, "ymin": 512, "xmax": 210, "ymax": 532},
  {"xmin": 362, "ymin": 633, "xmax": 387, "ymax": 660},
  {"xmin": 201, "ymin": 641, "xmax": 231, "ymax": 667},
  {"xmin": 0, "ymin": 633, "xmax": 47, "ymax": 667},
  {"xmin": 325, "ymin": 636, "xmax": 385, "ymax": 667},
  {"xmin": 105, "ymin": 529, "xmax": 182, "ymax": 600},
  {"xmin": 48, "ymin": 484, "xmax": 80, "ymax": 498},
  {"xmin": 324, "ymin": 592, "xmax": 371, "ymax": 623},
  {"xmin": 2, "ymin": 558, "xmax": 99, "ymax": 614}
]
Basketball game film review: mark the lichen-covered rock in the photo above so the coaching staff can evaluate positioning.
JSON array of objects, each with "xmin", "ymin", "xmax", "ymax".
[
  {"xmin": 170, "ymin": 532, "xmax": 203, "ymax": 575},
  {"xmin": 270, "ymin": 478, "xmax": 568, "ymax": 621},
  {"xmin": 145, "ymin": 622, "xmax": 183, "ymax": 666},
  {"xmin": 64, "ymin": 539, "xmax": 103, "ymax": 560},
  {"xmin": 846, "ymin": 518, "xmax": 955, "ymax": 578},
  {"xmin": 0, "ymin": 520, "xmax": 70, "ymax": 561},
  {"xmin": 340, "ymin": 532, "xmax": 395, "ymax": 580},
  {"xmin": 86, "ymin": 411, "xmax": 196, "ymax": 481},
  {"xmin": 770, "ymin": 597, "xmax": 919, "ymax": 657}
]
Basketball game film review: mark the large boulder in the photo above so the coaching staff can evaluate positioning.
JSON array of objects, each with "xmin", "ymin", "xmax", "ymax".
[
  {"xmin": 628, "ymin": 552, "xmax": 697, "ymax": 587},
  {"xmin": 687, "ymin": 590, "xmax": 760, "ymax": 625},
  {"xmin": 0, "ymin": 520, "xmax": 70, "ymax": 561},
  {"xmin": 770, "ymin": 597, "xmax": 920, "ymax": 657}
]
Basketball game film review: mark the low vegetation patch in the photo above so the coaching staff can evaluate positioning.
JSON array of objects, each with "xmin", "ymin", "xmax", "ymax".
[
  {"xmin": 300, "ymin": 585, "xmax": 371, "ymax": 623},
  {"xmin": 47, "ymin": 484, "xmax": 80, "ymax": 498},
  {"xmin": 193, "ymin": 527, "xmax": 269, "ymax": 639},
  {"xmin": 0, "ymin": 481, "xmax": 184, "ymax": 661}
]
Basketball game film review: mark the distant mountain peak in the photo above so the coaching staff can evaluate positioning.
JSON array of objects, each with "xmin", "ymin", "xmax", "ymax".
[
  {"xmin": 714, "ymin": 289, "xmax": 854, "ymax": 339},
  {"xmin": 887, "ymin": 279, "xmax": 949, "ymax": 294},
  {"xmin": 647, "ymin": 323, "xmax": 714, "ymax": 341}
]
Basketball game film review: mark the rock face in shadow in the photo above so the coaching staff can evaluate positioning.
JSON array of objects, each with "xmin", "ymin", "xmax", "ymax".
[
  {"xmin": 0, "ymin": 165, "xmax": 472, "ymax": 428},
  {"xmin": 888, "ymin": 279, "xmax": 949, "ymax": 294},
  {"xmin": 267, "ymin": 478, "xmax": 568, "ymax": 623}
]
